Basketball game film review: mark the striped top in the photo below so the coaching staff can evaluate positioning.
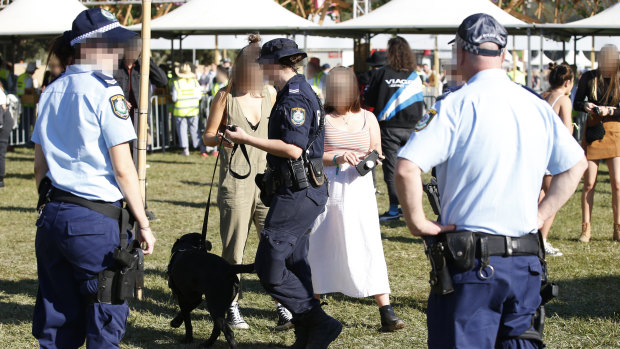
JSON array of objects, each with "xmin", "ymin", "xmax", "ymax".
[{"xmin": 324, "ymin": 110, "xmax": 370, "ymax": 154}]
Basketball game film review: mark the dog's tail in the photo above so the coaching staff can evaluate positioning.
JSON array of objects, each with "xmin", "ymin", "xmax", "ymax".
[{"xmin": 230, "ymin": 263, "xmax": 255, "ymax": 274}]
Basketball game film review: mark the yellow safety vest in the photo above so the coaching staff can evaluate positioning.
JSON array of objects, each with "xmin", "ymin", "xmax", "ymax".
[
  {"xmin": 210, "ymin": 81, "xmax": 227, "ymax": 97},
  {"xmin": 16, "ymin": 73, "xmax": 29, "ymax": 95},
  {"xmin": 173, "ymin": 78, "xmax": 200, "ymax": 117},
  {"xmin": 0, "ymin": 68, "xmax": 10, "ymax": 87}
]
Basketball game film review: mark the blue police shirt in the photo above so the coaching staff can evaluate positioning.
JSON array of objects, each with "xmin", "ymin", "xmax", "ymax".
[
  {"xmin": 32, "ymin": 64, "xmax": 136, "ymax": 202},
  {"xmin": 398, "ymin": 68, "xmax": 584, "ymax": 237},
  {"xmin": 267, "ymin": 74, "xmax": 323, "ymax": 169}
]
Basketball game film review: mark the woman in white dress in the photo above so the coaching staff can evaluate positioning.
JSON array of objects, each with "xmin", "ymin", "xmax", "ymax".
[{"xmin": 308, "ymin": 67, "xmax": 405, "ymax": 332}]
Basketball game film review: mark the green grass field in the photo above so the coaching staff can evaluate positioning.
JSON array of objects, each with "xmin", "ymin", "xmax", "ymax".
[{"xmin": 0, "ymin": 147, "xmax": 619, "ymax": 348}]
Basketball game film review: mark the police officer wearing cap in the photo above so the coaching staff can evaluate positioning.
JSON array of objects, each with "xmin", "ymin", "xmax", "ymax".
[
  {"xmin": 225, "ymin": 38, "xmax": 341, "ymax": 349},
  {"xmin": 395, "ymin": 14, "xmax": 587, "ymax": 348},
  {"xmin": 32, "ymin": 9, "xmax": 156, "ymax": 348}
]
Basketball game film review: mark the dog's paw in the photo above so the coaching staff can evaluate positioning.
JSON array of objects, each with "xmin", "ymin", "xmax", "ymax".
[
  {"xmin": 180, "ymin": 335, "xmax": 193, "ymax": 344},
  {"xmin": 170, "ymin": 317, "xmax": 183, "ymax": 328}
]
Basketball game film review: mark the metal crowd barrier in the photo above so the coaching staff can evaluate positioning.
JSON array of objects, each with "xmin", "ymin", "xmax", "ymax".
[{"xmin": 9, "ymin": 105, "xmax": 34, "ymax": 146}]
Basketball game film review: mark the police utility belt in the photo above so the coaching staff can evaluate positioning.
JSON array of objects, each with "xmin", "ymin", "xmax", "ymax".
[
  {"xmin": 38, "ymin": 178, "xmax": 144, "ymax": 305},
  {"xmin": 255, "ymin": 157, "xmax": 326, "ymax": 207},
  {"xmin": 426, "ymin": 230, "xmax": 540, "ymax": 296}
]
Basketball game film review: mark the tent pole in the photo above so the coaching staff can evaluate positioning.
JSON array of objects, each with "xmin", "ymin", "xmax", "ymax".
[
  {"xmin": 192, "ymin": 48, "xmax": 196, "ymax": 65},
  {"xmin": 562, "ymin": 41, "xmax": 565, "ymax": 62},
  {"xmin": 303, "ymin": 33, "xmax": 308, "ymax": 75},
  {"xmin": 512, "ymin": 35, "xmax": 517, "ymax": 78},
  {"xmin": 591, "ymin": 36, "xmax": 595, "ymax": 69},
  {"xmin": 539, "ymin": 31, "xmax": 543, "ymax": 71},
  {"xmin": 135, "ymin": 0, "xmax": 152, "ymax": 301},
  {"xmin": 573, "ymin": 36, "xmax": 577, "ymax": 67},
  {"xmin": 215, "ymin": 35, "xmax": 221, "ymax": 65},
  {"xmin": 170, "ymin": 37, "xmax": 174, "ymax": 64},
  {"xmin": 527, "ymin": 28, "xmax": 532, "ymax": 88},
  {"xmin": 434, "ymin": 35, "xmax": 439, "ymax": 75},
  {"xmin": 179, "ymin": 35, "xmax": 183, "ymax": 62}
]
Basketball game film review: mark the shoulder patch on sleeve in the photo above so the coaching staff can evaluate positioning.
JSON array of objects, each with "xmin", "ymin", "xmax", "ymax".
[
  {"xmin": 414, "ymin": 108, "xmax": 436, "ymax": 132},
  {"xmin": 92, "ymin": 71, "xmax": 119, "ymax": 87},
  {"xmin": 110, "ymin": 94, "xmax": 130, "ymax": 119},
  {"xmin": 291, "ymin": 107, "xmax": 306, "ymax": 126},
  {"xmin": 289, "ymin": 83, "xmax": 300, "ymax": 94}
]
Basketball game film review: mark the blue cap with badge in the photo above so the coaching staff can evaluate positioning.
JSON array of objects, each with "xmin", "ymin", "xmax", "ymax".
[
  {"xmin": 448, "ymin": 13, "xmax": 508, "ymax": 57},
  {"xmin": 68, "ymin": 8, "xmax": 137, "ymax": 47},
  {"xmin": 257, "ymin": 38, "xmax": 307, "ymax": 65}
]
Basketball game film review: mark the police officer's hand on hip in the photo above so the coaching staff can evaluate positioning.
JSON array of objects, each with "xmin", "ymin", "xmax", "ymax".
[
  {"xmin": 395, "ymin": 13, "xmax": 586, "ymax": 349},
  {"xmin": 226, "ymin": 38, "xmax": 342, "ymax": 349},
  {"xmin": 31, "ymin": 8, "xmax": 155, "ymax": 349}
]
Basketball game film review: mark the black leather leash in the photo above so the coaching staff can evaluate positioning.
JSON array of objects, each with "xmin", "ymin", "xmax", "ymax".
[
  {"xmin": 200, "ymin": 137, "xmax": 224, "ymax": 249},
  {"xmin": 228, "ymin": 142, "xmax": 251, "ymax": 180}
]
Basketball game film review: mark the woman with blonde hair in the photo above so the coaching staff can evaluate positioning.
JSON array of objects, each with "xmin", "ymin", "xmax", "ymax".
[
  {"xmin": 202, "ymin": 34, "xmax": 293, "ymax": 331},
  {"xmin": 574, "ymin": 44, "xmax": 620, "ymax": 242},
  {"xmin": 308, "ymin": 66, "xmax": 405, "ymax": 332}
]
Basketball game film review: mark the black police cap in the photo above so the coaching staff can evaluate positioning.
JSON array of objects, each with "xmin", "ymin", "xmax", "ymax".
[
  {"xmin": 257, "ymin": 38, "xmax": 307, "ymax": 65},
  {"xmin": 366, "ymin": 50, "xmax": 387, "ymax": 67},
  {"xmin": 68, "ymin": 8, "xmax": 136, "ymax": 47},
  {"xmin": 449, "ymin": 13, "xmax": 508, "ymax": 57}
]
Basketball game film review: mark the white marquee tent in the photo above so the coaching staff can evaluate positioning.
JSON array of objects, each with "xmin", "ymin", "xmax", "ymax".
[
  {"xmin": 0, "ymin": 0, "xmax": 87, "ymax": 36},
  {"xmin": 538, "ymin": 2, "xmax": 620, "ymax": 36},
  {"xmin": 318, "ymin": 0, "xmax": 530, "ymax": 35},
  {"xmin": 129, "ymin": 0, "xmax": 317, "ymax": 35},
  {"xmin": 557, "ymin": 50, "xmax": 594, "ymax": 69}
]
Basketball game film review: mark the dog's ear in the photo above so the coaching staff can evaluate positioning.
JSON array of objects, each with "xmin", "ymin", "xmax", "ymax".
[{"xmin": 205, "ymin": 240, "xmax": 213, "ymax": 251}]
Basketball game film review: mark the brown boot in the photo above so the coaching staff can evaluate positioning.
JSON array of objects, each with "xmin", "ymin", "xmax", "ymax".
[
  {"xmin": 579, "ymin": 222, "xmax": 591, "ymax": 243},
  {"xmin": 614, "ymin": 224, "xmax": 620, "ymax": 242}
]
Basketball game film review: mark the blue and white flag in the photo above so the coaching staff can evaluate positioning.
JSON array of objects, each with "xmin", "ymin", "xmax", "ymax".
[{"xmin": 377, "ymin": 71, "xmax": 424, "ymax": 122}]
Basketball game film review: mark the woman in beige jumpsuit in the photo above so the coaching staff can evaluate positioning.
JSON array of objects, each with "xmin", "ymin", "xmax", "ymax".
[{"xmin": 202, "ymin": 34, "xmax": 293, "ymax": 331}]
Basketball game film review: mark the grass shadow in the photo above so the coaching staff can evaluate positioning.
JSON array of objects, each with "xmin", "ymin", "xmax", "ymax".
[
  {"xmin": 5, "ymin": 172, "xmax": 34, "ymax": 180},
  {"xmin": 6, "ymin": 156, "xmax": 34, "ymax": 162},
  {"xmin": 380, "ymin": 220, "xmax": 407, "ymax": 229},
  {"xmin": 0, "ymin": 278, "xmax": 38, "ymax": 324},
  {"xmin": 151, "ymin": 199, "xmax": 217, "ymax": 209},
  {"xmin": 381, "ymin": 234, "xmax": 423, "ymax": 245},
  {"xmin": 180, "ymin": 180, "xmax": 214, "ymax": 187},
  {"xmin": 0, "ymin": 206, "xmax": 34, "ymax": 213},
  {"xmin": 147, "ymin": 159, "xmax": 197, "ymax": 165},
  {"xmin": 548, "ymin": 275, "xmax": 620, "ymax": 320}
]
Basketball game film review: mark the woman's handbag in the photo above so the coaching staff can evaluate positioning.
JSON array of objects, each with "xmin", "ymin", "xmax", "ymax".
[{"xmin": 586, "ymin": 121, "xmax": 605, "ymax": 144}]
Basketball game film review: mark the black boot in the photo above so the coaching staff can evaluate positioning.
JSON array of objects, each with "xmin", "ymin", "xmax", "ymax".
[
  {"xmin": 379, "ymin": 305, "xmax": 405, "ymax": 332},
  {"xmin": 287, "ymin": 323, "xmax": 308, "ymax": 349},
  {"xmin": 302, "ymin": 306, "xmax": 342, "ymax": 349}
]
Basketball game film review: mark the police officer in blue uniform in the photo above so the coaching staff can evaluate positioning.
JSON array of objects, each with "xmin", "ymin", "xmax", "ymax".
[
  {"xmin": 225, "ymin": 38, "xmax": 341, "ymax": 349},
  {"xmin": 31, "ymin": 9, "xmax": 156, "ymax": 348},
  {"xmin": 394, "ymin": 14, "xmax": 587, "ymax": 349}
]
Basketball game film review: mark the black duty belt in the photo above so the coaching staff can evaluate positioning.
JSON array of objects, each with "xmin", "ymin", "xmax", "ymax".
[
  {"xmin": 49, "ymin": 187, "xmax": 132, "ymax": 248},
  {"xmin": 474, "ymin": 232, "xmax": 540, "ymax": 257},
  {"xmin": 50, "ymin": 187, "xmax": 123, "ymax": 221}
]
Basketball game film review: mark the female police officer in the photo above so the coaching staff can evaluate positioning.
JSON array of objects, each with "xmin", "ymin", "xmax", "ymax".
[
  {"xmin": 31, "ymin": 9, "xmax": 155, "ymax": 348},
  {"xmin": 225, "ymin": 38, "xmax": 341, "ymax": 349}
]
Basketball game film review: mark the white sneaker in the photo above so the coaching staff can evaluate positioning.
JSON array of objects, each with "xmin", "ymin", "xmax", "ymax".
[
  {"xmin": 226, "ymin": 302, "xmax": 249, "ymax": 329},
  {"xmin": 275, "ymin": 303, "xmax": 294, "ymax": 331},
  {"xmin": 544, "ymin": 241, "xmax": 563, "ymax": 257}
]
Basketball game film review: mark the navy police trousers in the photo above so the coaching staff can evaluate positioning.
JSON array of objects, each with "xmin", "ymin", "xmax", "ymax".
[
  {"xmin": 32, "ymin": 201, "xmax": 129, "ymax": 349},
  {"xmin": 427, "ymin": 255, "xmax": 543, "ymax": 349},
  {"xmin": 255, "ymin": 185, "xmax": 327, "ymax": 316}
]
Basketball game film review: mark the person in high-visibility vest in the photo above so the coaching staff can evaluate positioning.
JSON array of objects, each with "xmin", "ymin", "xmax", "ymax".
[
  {"xmin": 507, "ymin": 61, "xmax": 527, "ymax": 86},
  {"xmin": 208, "ymin": 64, "xmax": 229, "ymax": 97},
  {"xmin": 0, "ymin": 58, "xmax": 13, "ymax": 92},
  {"xmin": 172, "ymin": 62, "xmax": 202, "ymax": 156},
  {"xmin": 306, "ymin": 57, "xmax": 326, "ymax": 102},
  {"xmin": 16, "ymin": 62, "xmax": 37, "ymax": 97}
]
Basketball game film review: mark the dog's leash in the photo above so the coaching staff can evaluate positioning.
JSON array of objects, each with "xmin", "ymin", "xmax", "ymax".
[{"xmin": 200, "ymin": 137, "xmax": 224, "ymax": 250}]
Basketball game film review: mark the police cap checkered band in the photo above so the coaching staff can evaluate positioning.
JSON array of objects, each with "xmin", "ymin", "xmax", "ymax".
[
  {"xmin": 68, "ymin": 8, "xmax": 136, "ymax": 47},
  {"xmin": 448, "ymin": 13, "xmax": 508, "ymax": 56}
]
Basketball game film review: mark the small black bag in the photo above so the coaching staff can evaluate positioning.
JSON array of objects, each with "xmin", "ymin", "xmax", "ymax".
[
  {"xmin": 255, "ymin": 169, "xmax": 276, "ymax": 207},
  {"xmin": 443, "ymin": 231, "xmax": 476, "ymax": 272},
  {"xmin": 307, "ymin": 158, "xmax": 326, "ymax": 187},
  {"xmin": 586, "ymin": 121, "xmax": 605, "ymax": 144}
]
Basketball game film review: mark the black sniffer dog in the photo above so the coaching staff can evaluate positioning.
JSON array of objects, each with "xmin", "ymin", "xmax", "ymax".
[{"xmin": 168, "ymin": 233, "xmax": 254, "ymax": 348}]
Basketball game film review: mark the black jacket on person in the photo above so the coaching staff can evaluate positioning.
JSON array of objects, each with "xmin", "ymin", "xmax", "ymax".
[
  {"xmin": 114, "ymin": 58, "xmax": 168, "ymax": 120},
  {"xmin": 363, "ymin": 65, "xmax": 424, "ymax": 129}
]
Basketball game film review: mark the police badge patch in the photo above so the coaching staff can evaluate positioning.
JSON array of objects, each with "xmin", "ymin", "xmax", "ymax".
[
  {"xmin": 414, "ymin": 108, "xmax": 436, "ymax": 132},
  {"xmin": 110, "ymin": 95, "xmax": 129, "ymax": 120},
  {"xmin": 291, "ymin": 107, "xmax": 306, "ymax": 126}
]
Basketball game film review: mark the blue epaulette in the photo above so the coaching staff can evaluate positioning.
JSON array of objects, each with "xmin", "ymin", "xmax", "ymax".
[
  {"xmin": 519, "ymin": 83, "xmax": 544, "ymax": 100},
  {"xmin": 289, "ymin": 83, "xmax": 300, "ymax": 94},
  {"xmin": 437, "ymin": 84, "xmax": 464, "ymax": 102},
  {"xmin": 92, "ymin": 71, "xmax": 119, "ymax": 87}
]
